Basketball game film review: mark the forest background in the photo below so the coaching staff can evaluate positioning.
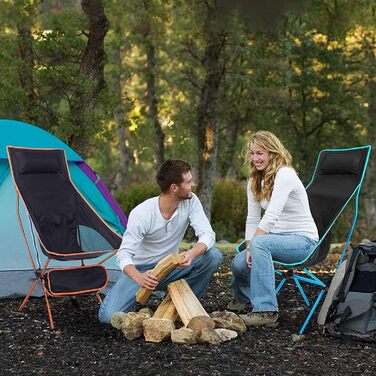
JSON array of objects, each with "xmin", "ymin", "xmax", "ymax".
[{"xmin": 0, "ymin": 0, "xmax": 375, "ymax": 243}]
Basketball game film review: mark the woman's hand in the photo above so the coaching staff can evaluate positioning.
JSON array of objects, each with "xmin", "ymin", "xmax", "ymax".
[{"xmin": 246, "ymin": 251, "xmax": 252, "ymax": 268}]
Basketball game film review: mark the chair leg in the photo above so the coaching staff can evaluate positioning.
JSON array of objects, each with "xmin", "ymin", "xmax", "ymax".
[
  {"xmin": 96, "ymin": 293, "xmax": 103, "ymax": 304},
  {"xmin": 19, "ymin": 278, "xmax": 40, "ymax": 311},
  {"xmin": 293, "ymin": 277, "xmax": 310, "ymax": 307},
  {"xmin": 299, "ymin": 289, "xmax": 326, "ymax": 335},
  {"xmin": 42, "ymin": 280, "xmax": 55, "ymax": 330},
  {"xmin": 276, "ymin": 278, "xmax": 287, "ymax": 294}
]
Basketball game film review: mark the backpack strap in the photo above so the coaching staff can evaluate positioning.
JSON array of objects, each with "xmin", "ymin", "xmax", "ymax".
[{"xmin": 337, "ymin": 247, "xmax": 361, "ymax": 301}]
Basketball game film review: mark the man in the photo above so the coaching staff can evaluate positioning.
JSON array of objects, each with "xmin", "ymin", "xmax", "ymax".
[{"xmin": 99, "ymin": 159, "xmax": 223, "ymax": 323}]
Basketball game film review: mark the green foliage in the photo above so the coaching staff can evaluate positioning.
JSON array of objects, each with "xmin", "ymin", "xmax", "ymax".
[
  {"xmin": 211, "ymin": 180, "xmax": 247, "ymax": 242},
  {"xmin": 116, "ymin": 180, "xmax": 248, "ymax": 242},
  {"xmin": 115, "ymin": 183, "xmax": 160, "ymax": 215},
  {"xmin": 0, "ymin": 0, "xmax": 375, "ymax": 234}
]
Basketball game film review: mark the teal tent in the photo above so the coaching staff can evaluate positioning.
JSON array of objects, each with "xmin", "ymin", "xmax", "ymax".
[{"xmin": 0, "ymin": 120, "xmax": 127, "ymax": 298}]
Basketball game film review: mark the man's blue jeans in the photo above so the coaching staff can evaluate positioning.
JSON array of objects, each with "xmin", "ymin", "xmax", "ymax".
[
  {"xmin": 231, "ymin": 233, "xmax": 317, "ymax": 312},
  {"xmin": 99, "ymin": 247, "xmax": 223, "ymax": 324}
]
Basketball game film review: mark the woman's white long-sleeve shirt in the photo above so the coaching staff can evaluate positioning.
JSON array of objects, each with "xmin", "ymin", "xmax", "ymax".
[
  {"xmin": 116, "ymin": 193, "xmax": 215, "ymax": 271},
  {"xmin": 245, "ymin": 167, "xmax": 319, "ymax": 241}
]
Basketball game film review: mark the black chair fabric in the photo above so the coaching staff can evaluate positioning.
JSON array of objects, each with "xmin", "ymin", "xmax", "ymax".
[
  {"xmin": 8, "ymin": 148, "xmax": 121, "ymax": 260},
  {"xmin": 301, "ymin": 148, "xmax": 369, "ymax": 267},
  {"xmin": 45, "ymin": 265, "xmax": 107, "ymax": 295}
]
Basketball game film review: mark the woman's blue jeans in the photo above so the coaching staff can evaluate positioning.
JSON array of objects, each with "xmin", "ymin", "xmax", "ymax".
[
  {"xmin": 99, "ymin": 247, "xmax": 223, "ymax": 324},
  {"xmin": 231, "ymin": 233, "xmax": 317, "ymax": 312}
]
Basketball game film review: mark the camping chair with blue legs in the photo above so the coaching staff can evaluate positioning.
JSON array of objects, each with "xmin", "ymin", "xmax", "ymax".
[
  {"xmin": 7, "ymin": 146, "xmax": 122, "ymax": 329},
  {"xmin": 237, "ymin": 145, "xmax": 372, "ymax": 334}
]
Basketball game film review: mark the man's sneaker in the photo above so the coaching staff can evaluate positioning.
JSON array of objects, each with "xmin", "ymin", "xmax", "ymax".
[
  {"xmin": 226, "ymin": 299, "xmax": 249, "ymax": 313},
  {"xmin": 239, "ymin": 311, "xmax": 279, "ymax": 327}
]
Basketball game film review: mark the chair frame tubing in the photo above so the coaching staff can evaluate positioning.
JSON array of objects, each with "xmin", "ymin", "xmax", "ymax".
[
  {"xmin": 15, "ymin": 192, "xmax": 110, "ymax": 330},
  {"xmin": 274, "ymin": 182, "xmax": 363, "ymax": 334},
  {"xmin": 236, "ymin": 145, "xmax": 371, "ymax": 334}
]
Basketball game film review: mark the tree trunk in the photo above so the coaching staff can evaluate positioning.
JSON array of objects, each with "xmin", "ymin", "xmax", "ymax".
[
  {"xmin": 113, "ymin": 106, "xmax": 133, "ymax": 191},
  {"xmin": 196, "ymin": 10, "xmax": 226, "ymax": 220},
  {"xmin": 364, "ymin": 35, "xmax": 376, "ymax": 229},
  {"xmin": 142, "ymin": 0, "xmax": 165, "ymax": 169},
  {"xmin": 224, "ymin": 118, "xmax": 240, "ymax": 179},
  {"xmin": 16, "ymin": 5, "xmax": 38, "ymax": 123},
  {"xmin": 68, "ymin": 0, "xmax": 109, "ymax": 158},
  {"xmin": 111, "ymin": 47, "xmax": 133, "ymax": 192}
]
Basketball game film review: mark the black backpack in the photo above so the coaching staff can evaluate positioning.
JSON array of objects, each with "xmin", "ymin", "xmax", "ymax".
[{"xmin": 319, "ymin": 241, "xmax": 376, "ymax": 342}]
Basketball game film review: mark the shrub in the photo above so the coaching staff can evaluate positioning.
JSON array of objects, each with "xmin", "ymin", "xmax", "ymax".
[
  {"xmin": 115, "ymin": 183, "xmax": 160, "ymax": 215},
  {"xmin": 211, "ymin": 180, "xmax": 247, "ymax": 242}
]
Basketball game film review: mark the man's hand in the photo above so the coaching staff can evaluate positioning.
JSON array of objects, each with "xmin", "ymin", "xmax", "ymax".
[
  {"xmin": 124, "ymin": 265, "xmax": 158, "ymax": 289},
  {"xmin": 178, "ymin": 249, "xmax": 196, "ymax": 268},
  {"xmin": 134, "ymin": 270, "xmax": 158, "ymax": 289},
  {"xmin": 178, "ymin": 242, "xmax": 208, "ymax": 268}
]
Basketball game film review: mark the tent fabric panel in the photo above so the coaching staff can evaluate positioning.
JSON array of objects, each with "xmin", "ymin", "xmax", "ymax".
[
  {"xmin": 0, "ymin": 120, "xmax": 82, "ymax": 161},
  {"xmin": 69, "ymin": 163, "xmax": 125, "ymax": 236},
  {"xmin": 77, "ymin": 162, "xmax": 128, "ymax": 229},
  {"xmin": 0, "ymin": 161, "xmax": 41, "ymax": 270}
]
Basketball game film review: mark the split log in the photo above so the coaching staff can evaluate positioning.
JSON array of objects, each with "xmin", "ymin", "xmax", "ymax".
[
  {"xmin": 153, "ymin": 293, "xmax": 178, "ymax": 322},
  {"xmin": 167, "ymin": 279, "xmax": 210, "ymax": 326},
  {"xmin": 136, "ymin": 253, "xmax": 184, "ymax": 304}
]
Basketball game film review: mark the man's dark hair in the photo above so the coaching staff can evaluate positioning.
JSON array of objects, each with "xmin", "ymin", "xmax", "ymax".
[{"xmin": 156, "ymin": 159, "xmax": 191, "ymax": 193}]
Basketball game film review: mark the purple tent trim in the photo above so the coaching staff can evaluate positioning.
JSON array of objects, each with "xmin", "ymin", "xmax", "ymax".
[{"xmin": 76, "ymin": 162, "xmax": 128, "ymax": 228}]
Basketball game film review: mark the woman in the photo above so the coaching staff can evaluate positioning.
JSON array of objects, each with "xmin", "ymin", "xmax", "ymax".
[{"xmin": 230, "ymin": 131, "xmax": 318, "ymax": 327}]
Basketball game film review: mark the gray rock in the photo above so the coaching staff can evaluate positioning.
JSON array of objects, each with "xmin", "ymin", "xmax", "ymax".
[
  {"xmin": 210, "ymin": 310, "xmax": 247, "ymax": 333},
  {"xmin": 111, "ymin": 312, "xmax": 126, "ymax": 330},
  {"xmin": 215, "ymin": 328, "xmax": 238, "ymax": 342},
  {"xmin": 171, "ymin": 327, "xmax": 197, "ymax": 344}
]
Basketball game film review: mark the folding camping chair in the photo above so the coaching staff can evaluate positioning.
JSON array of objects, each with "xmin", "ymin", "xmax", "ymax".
[
  {"xmin": 237, "ymin": 145, "xmax": 372, "ymax": 334},
  {"xmin": 7, "ymin": 146, "xmax": 122, "ymax": 329}
]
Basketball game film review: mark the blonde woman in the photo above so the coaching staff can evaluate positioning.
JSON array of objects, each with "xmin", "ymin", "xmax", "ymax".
[{"xmin": 230, "ymin": 131, "xmax": 318, "ymax": 327}]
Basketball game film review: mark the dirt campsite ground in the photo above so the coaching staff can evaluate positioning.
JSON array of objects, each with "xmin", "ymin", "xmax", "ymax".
[{"xmin": 1, "ymin": 254, "xmax": 376, "ymax": 376}]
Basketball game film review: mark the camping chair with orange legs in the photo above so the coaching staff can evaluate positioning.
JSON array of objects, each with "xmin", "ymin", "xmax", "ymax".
[
  {"xmin": 7, "ymin": 146, "xmax": 122, "ymax": 330},
  {"xmin": 237, "ymin": 146, "xmax": 371, "ymax": 334}
]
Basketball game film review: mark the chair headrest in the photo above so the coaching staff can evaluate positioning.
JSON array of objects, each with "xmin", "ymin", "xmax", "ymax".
[
  {"xmin": 321, "ymin": 152, "xmax": 361, "ymax": 175},
  {"xmin": 18, "ymin": 153, "xmax": 61, "ymax": 174}
]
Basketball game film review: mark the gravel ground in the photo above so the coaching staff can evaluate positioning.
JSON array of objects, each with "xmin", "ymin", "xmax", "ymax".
[{"xmin": 1, "ymin": 254, "xmax": 375, "ymax": 376}]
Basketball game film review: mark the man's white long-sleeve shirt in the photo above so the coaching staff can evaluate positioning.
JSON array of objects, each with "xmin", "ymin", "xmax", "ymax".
[
  {"xmin": 117, "ymin": 193, "xmax": 216, "ymax": 271},
  {"xmin": 245, "ymin": 167, "xmax": 319, "ymax": 241}
]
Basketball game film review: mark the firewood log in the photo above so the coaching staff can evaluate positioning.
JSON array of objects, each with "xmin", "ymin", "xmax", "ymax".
[
  {"xmin": 136, "ymin": 253, "xmax": 184, "ymax": 304},
  {"xmin": 167, "ymin": 279, "xmax": 209, "ymax": 326},
  {"xmin": 153, "ymin": 293, "xmax": 178, "ymax": 322}
]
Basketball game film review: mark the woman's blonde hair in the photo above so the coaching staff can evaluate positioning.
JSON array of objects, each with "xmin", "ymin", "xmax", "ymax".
[{"xmin": 246, "ymin": 131, "xmax": 292, "ymax": 201}]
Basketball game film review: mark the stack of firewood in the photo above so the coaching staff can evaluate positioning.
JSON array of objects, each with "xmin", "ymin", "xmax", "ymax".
[{"xmin": 110, "ymin": 253, "xmax": 247, "ymax": 345}]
